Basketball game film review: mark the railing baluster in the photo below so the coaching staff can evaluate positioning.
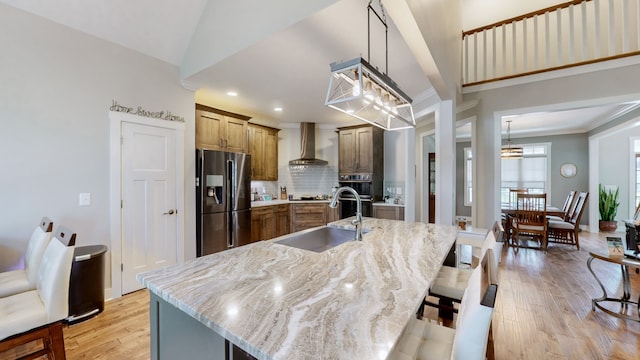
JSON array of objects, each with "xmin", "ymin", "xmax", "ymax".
[
  {"xmin": 545, "ymin": 11, "xmax": 551, "ymax": 68},
  {"xmin": 523, "ymin": 18, "xmax": 528, "ymax": 71},
  {"xmin": 580, "ymin": 2, "xmax": 589, "ymax": 60},
  {"xmin": 473, "ymin": 32, "xmax": 478, "ymax": 83},
  {"xmin": 502, "ymin": 23, "xmax": 507, "ymax": 77},
  {"xmin": 622, "ymin": 0, "xmax": 629, "ymax": 53},
  {"xmin": 464, "ymin": 34, "xmax": 469, "ymax": 84},
  {"xmin": 608, "ymin": 0, "xmax": 615, "ymax": 56},
  {"xmin": 557, "ymin": 9, "xmax": 562, "ymax": 66},
  {"xmin": 595, "ymin": 0, "xmax": 601, "ymax": 58},
  {"xmin": 512, "ymin": 21, "xmax": 517, "ymax": 74},
  {"xmin": 637, "ymin": 0, "xmax": 640, "ymax": 50},
  {"xmin": 492, "ymin": 27, "xmax": 497, "ymax": 78},
  {"xmin": 569, "ymin": 4, "xmax": 576, "ymax": 63},
  {"xmin": 483, "ymin": 30, "xmax": 487, "ymax": 81},
  {"xmin": 534, "ymin": 15, "xmax": 539, "ymax": 70}
]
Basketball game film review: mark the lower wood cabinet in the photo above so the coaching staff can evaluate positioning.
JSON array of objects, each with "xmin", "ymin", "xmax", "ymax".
[
  {"xmin": 252, "ymin": 204, "xmax": 290, "ymax": 242},
  {"xmin": 373, "ymin": 205, "xmax": 405, "ymax": 220},
  {"xmin": 275, "ymin": 204, "xmax": 290, "ymax": 237},
  {"xmin": 291, "ymin": 203, "xmax": 328, "ymax": 233},
  {"xmin": 252, "ymin": 202, "xmax": 336, "ymax": 242},
  {"xmin": 251, "ymin": 207, "xmax": 275, "ymax": 242}
]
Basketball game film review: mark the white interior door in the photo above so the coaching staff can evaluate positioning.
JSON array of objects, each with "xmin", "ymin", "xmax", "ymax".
[{"xmin": 121, "ymin": 122, "xmax": 177, "ymax": 294}]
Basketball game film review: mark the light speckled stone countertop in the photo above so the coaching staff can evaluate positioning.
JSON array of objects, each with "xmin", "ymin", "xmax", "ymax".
[
  {"xmin": 138, "ymin": 218, "xmax": 457, "ymax": 360},
  {"xmin": 251, "ymin": 199, "xmax": 331, "ymax": 207}
]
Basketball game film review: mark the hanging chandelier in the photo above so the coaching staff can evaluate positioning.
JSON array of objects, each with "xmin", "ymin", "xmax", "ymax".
[
  {"xmin": 324, "ymin": 1, "xmax": 415, "ymax": 131},
  {"xmin": 501, "ymin": 120, "xmax": 523, "ymax": 159}
]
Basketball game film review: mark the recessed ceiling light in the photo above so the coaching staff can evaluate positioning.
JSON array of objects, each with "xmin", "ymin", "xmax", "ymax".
[
  {"xmin": 226, "ymin": 91, "xmax": 238, "ymax": 97},
  {"xmin": 274, "ymin": 107, "xmax": 283, "ymax": 112}
]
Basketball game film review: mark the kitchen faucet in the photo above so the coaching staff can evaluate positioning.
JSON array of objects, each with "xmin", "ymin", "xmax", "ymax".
[{"xmin": 329, "ymin": 186, "xmax": 363, "ymax": 241}]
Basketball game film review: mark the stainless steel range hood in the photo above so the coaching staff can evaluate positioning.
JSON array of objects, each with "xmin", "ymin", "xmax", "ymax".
[{"xmin": 289, "ymin": 122, "xmax": 328, "ymax": 166}]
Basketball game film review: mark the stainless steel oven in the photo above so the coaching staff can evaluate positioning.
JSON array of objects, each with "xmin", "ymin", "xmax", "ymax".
[
  {"xmin": 339, "ymin": 196, "xmax": 372, "ymax": 218},
  {"xmin": 338, "ymin": 174, "xmax": 375, "ymax": 219}
]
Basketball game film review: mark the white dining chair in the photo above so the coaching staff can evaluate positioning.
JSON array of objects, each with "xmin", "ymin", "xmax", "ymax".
[
  {"xmin": 0, "ymin": 217, "xmax": 54, "ymax": 298},
  {"xmin": 0, "ymin": 226, "xmax": 76, "ymax": 359}
]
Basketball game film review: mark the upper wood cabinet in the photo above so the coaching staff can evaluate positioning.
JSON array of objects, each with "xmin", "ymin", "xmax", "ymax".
[
  {"xmin": 195, "ymin": 104, "xmax": 250, "ymax": 153},
  {"xmin": 338, "ymin": 125, "xmax": 384, "ymax": 175},
  {"xmin": 248, "ymin": 123, "xmax": 279, "ymax": 181}
]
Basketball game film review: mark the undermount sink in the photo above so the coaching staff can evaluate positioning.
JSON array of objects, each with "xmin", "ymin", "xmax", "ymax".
[{"xmin": 274, "ymin": 226, "xmax": 367, "ymax": 253}]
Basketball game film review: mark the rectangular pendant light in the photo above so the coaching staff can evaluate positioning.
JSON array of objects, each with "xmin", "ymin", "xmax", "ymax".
[{"xmin": 325, "ymin": 57, "xmax": 415, "ymax": 131}]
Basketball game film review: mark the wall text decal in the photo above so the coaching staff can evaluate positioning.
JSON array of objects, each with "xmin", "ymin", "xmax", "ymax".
[{"xmin": 110, "ymin": 100, "xmax": 184, "ymax": 122}]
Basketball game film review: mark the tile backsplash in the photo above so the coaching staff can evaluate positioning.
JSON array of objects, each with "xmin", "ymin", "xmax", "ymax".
[{"xmin": 251, "ymin": 165, "xmax": 339, "ymax": 199}]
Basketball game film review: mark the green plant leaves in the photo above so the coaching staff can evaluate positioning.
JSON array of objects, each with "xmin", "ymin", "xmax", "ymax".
[{"xmin": 599, "ymin": 184, "xmax": 620, "ymax": 221}]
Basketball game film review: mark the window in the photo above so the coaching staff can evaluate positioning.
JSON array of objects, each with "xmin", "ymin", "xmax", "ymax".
[
  {"xmin": 464, "ymin": 147, "xmax": 472, "ymax": 206},
  {"xmin": 501, "ymin": 143, "xmax": 550, "ymax": 205},
  {"xmin": 634, "ymin": 139, "xmax": 640, "ymax": 208}
]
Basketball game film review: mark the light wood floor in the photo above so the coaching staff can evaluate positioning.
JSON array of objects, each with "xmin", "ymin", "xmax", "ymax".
[{"xmin": 3, "ymin": 230, "xmax": 638, "ymax": 360}]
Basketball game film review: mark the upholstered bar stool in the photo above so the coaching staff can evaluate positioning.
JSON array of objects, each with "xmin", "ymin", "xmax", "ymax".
[
  {"xmin": 419, "ymin": 221, "xmax": 502, "ymax": 319},
  {"xmin": 0, "ymin": 226, "xmax": 76, "ymax": 359},
  {"xmin": 393, "ymin": 250, "xmax": 499, "ymax": 360},
  {"xmin": 0, "ymin": 217, "xmax": 54, "ymax": 298}
]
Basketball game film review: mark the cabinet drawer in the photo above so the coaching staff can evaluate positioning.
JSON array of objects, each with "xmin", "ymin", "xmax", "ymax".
[{"xmin": 276, "ymin": 204, "xmax": 290, "ymax": 213}]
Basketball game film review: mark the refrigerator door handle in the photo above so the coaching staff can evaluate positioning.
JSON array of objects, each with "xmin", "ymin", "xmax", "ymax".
[
  {"xmin": 227, "ymin": 215, "xmax": 234, "ymax": 248},
  {"xmin": 227, "ymin": 159, "xmax": 235, "ymax": 248}
]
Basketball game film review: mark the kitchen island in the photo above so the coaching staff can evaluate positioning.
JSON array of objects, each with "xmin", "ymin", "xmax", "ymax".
[{"xmin": 137, "ymin": 218, "xmax": 457, "ymax": 360}]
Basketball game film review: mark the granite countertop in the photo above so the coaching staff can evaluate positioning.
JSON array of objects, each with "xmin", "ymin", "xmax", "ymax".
[
  {"xmin": 138, "ymin": 218, "xmax": 457, "ymax": 360},
  {"xmin": 251, "ymin": 199, "xmax": 331, "ymax": 207},
  {"xmin": 372, "ymin": 201, "xmax": 405, "ymax": 207}
]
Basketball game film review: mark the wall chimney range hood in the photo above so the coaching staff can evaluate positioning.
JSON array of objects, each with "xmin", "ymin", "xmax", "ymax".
[{"xmin": 289, "ymin": 122, "xmax": 328, "ymax": 166}]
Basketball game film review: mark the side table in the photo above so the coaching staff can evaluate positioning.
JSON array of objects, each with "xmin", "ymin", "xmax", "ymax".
[{"xmin": 587, "ymin": 251, "xmax": 640, "ymax": 322}]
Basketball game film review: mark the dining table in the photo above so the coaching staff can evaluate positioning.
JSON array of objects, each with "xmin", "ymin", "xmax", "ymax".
[{"xmin": 501, "ymin": 204, "xmax": 565, "ymax": 248}]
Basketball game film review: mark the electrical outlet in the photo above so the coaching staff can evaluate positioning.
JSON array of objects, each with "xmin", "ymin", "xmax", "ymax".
[{"xmin": 79, "ymin": 193, "xmax": 91, "ymax": 206}]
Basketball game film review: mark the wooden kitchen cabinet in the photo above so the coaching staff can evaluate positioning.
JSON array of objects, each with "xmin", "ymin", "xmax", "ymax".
[
  {"xmin": 196, "ymin": 104, "xmax": 250, "ymax": 153},
  {"xmin": 251, "ymin": 207, "xmax": 275, "ymax": 242},
  {"xmin": 291, "ymin": 203, "xmax": 328, "ymax": 232},
  {"xmin": 274, "ymin": 204, "xmax": 290, "ymax": 237},
  {"xmin": 326, "ymin": 204, "xmax": 340, "ymax": 223},
  {"xmin": 248, "ymin": 123, "xmax": 279, "ymax": 181},
  {"xmin": 338, "ymin": 125, "xmax": 384, "ymax": 174},
  {"xmin": 373, "ymin": 205, "xmax": 405, "ymax": 221}
]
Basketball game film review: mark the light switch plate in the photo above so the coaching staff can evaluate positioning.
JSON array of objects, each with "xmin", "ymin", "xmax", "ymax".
[{"xmin": 79, "ymin": 193, "xmax": 91, "ymax": 206}]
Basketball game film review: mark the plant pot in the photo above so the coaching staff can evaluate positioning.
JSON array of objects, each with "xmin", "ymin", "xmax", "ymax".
[{"xmin": 599, "ymin": 220, "xmax": 618, "ymax": 232}]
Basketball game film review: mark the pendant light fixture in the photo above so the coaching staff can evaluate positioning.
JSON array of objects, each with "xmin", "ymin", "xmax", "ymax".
[
  {"xmin": 324, "ymin": 0, "xmax": 415, "ymax": 131},
  {"xmin": 501, "ymin": 120, "xmax": 523, "ymax": 159}
]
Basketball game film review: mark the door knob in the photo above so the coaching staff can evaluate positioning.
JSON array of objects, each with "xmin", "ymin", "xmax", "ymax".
[{"xmin": 163, "ymin": 209, "xmax": 176, "ymax": 215}]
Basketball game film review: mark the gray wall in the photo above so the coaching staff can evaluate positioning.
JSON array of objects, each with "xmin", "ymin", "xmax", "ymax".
[
  {"xmin": 455, "ymin": 133, "xmax": 589, "ymax": 223},
  {"xmin": 598, "ymin": 125, "xmax": 640, "ymax": 224},
  {"xmin": 509, "ymin": 133, "xmax": 589, "ymax": 223},
  {"xmin": 0, "ymin": 5, "xmax": 196, "ymax": 288},
  {"xmin": 456, "ymin": 141, "xmax": 472, "ymax": 217},
  {"xmin": 463, "ymin": 62, "xmax": 640, "ymax": 228}
]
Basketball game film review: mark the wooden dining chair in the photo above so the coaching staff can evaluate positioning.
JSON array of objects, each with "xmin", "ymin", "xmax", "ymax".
[
  {"xmin": 511, "ymin": 193, "xmax": 547, "ymax": 251},
  {"xmin": 547, "ymin": 190, "xmax": 577, "ymax": 222},
  {"xmin": 548, "ymin": 191, "xmax": 589, "ymax": 250}
]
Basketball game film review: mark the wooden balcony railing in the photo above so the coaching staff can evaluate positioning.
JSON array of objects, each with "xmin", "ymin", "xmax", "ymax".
[{"xmin": 462, "ymin": 0, "xmax": 640, "ymax": 86}]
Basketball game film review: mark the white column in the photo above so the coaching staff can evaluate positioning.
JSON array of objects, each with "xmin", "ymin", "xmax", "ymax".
[
  {"xmin": 404, "ymin": 128, "xmax": 416, "ymax": 222},
  {"xmin": 435, "ymin": 100, "xmax": 456, "ymax": 225}
]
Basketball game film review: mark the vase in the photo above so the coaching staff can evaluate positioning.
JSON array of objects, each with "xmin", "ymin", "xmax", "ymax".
[{"xmin": 599, "ymin": 220, "xmax": 618, "ymax": 232}]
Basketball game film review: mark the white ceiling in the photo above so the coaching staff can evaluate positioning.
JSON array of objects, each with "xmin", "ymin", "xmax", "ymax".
[{"xmin": 2, "ymin": 0, "xmax": 634, "ymax": 135}]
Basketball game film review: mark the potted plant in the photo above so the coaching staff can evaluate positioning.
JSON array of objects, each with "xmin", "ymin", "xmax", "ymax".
[{"xmin": 599, "ymin": 184, "xmax": 620, "ymax": 232}]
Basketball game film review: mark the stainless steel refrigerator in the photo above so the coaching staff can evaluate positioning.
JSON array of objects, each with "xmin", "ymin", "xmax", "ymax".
[{"xmin": 196, "ymin": 149, "xmax": 252, "ymax": 256}]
